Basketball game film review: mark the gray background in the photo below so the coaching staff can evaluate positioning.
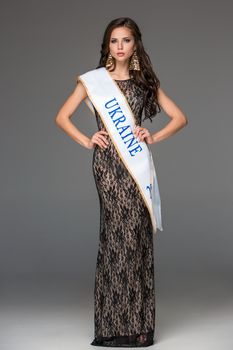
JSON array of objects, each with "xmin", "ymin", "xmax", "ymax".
[{"xmin": 1, "ymin": 0, "xmax": 232, "ymax": 349}]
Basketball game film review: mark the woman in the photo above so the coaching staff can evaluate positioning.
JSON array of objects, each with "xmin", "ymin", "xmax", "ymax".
[{"xmin": 55, "ymin": 17, "xmax": 188, "ymax": 347}]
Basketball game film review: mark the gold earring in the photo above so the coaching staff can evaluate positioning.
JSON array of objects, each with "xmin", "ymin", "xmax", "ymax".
[
  {"xmin": 105, "ymin": 52, "xmax": 114, "ymax": 69},
  {"xmin": 129, "ymin": 50, "xmax": 140, "ymax": 71}
]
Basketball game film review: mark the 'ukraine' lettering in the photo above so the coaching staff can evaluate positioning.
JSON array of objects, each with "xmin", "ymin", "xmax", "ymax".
[{"xmin": 104, "ymin": 97, "xmax": 142, "ymax": 157}]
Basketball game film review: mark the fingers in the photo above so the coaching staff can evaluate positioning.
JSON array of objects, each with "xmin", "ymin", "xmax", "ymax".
[
  {"xmin": 92, "ymin": 130, "xmax": 109, "ymax": 149},
  {"xmin": 98, "ymin": 133, "xmax": 109, "ymax": 148},
  {"xmin": 133, "ymin": 125, "xmax": 149, "ymax": 142}
]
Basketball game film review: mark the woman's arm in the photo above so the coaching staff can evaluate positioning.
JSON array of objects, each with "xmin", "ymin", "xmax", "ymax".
[
  {"xmin": 151, "ymin": 87, "xmax": 188, "ymax": 143},
  {"xmin": 55, "ymin": 81, "xmax": 92, "ymax": 149},
  {"xmin": 134, "ymin": 87, "xmax": 188, "ymax": 144}
]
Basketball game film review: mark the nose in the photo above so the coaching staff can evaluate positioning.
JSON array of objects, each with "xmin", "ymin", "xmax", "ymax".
[{"xmin": 118, "ymin": 41, "xmax": 123, "ymax": 50}]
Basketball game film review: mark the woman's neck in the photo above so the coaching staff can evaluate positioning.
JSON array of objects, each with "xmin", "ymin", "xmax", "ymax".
[{"xmin": 111, "ymin": 61, "xmax": 130, "ymax": 78}]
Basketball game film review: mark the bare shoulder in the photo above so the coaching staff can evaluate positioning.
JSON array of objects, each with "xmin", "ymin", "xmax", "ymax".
[{"xmin": 73, "ymin": 77, "xmax": 88, "ymax": 101}]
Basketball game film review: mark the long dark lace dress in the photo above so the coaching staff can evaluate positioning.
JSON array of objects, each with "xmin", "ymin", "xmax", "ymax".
[{"xmin": 90, "ymin": 78, "xmax": 156, "ymax": 347}]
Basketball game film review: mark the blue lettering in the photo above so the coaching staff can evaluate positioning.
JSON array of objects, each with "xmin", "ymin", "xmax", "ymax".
[
  {"xmin": 105, "ymin": 97, "xmax": 118, "ymax": 109},
  {"xmin": 129, "ymin": 144, "xmax": 143, "ymax": 156},
  {"xmin": 117, "ymin": 125, "xmax": 130, "ymax": 135},
  {"xmin": 113, "ymin": 115, "xmax": 127, "ymax": 127},
  {"xmin": 108, "ymin": 106, "xmax": 122, "ymax": 119},
  {"xmin": 104, "ymin": 96, "xmax": 142, "ymax": 157},
  {"xmin": 124, "ymin": 135, "xmax": 138, "ymax": 149}
]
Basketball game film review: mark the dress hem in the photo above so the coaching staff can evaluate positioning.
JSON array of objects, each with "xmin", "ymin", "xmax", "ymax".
[{"xmin": 90, "ymin": 330, "xmax": 155, "ymax": 347}]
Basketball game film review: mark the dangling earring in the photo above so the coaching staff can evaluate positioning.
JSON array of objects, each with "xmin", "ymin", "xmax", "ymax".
[
  {"xmin": 129, "ymin": 50, "xmax": 140, "ymax": 71},
  {"xmin": 105, "ymin": 52, "xmax": 114, "ymax": 69}
]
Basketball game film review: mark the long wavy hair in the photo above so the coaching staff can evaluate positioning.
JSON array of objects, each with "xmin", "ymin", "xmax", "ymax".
[{"xmin": 96, "ymin": 17, "xmax": 161, "ymax": 122}]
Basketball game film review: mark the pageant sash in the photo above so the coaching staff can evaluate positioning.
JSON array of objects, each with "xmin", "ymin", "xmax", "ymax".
[{"xmin": 77, "ymin": 67, "xmax": 163, "ymax": 234}]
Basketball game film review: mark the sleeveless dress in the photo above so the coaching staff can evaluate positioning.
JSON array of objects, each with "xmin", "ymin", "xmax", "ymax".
[{"xmin": 90, "ymin": 78, "xmax": 156, "ymax": 347}]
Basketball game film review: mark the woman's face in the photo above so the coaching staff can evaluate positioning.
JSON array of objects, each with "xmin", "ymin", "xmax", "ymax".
[{"xmin": 109, "ymin": 26, "xmax": 136, "ymax": 62}]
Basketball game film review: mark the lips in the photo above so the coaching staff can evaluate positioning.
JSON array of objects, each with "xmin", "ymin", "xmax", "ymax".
[{"xmin": 117, "ymin": 52, "xmax": 125, "ymax": 56}]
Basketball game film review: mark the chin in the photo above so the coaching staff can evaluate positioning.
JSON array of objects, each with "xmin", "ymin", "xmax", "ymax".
[{"xmin": 115, "ymin": 56, "xmax": 129, "ymax": 62}]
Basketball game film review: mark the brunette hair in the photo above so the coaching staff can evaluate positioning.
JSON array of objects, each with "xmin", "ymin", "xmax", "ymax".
[{"xmin": 96, "ymin": 17, "xmax": 161, "ymax": 122}]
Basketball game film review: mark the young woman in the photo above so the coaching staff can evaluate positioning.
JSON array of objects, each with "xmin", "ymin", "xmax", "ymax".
[{"xmin": 55, "ymin": 17, "xmax": 188, "ymax": 347}]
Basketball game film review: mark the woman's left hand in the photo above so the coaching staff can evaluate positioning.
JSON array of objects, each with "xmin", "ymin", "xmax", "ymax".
[{"xmin": 133, "ymin": 125, "xmax": 154, "ymax": 144}]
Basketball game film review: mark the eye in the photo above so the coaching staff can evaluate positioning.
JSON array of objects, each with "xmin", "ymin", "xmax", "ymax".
[{"xmin": 110, "ymin": 38, "xmax": 131, "ymax": 43}]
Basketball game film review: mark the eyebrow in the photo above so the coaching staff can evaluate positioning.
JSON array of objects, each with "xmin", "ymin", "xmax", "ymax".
[{"xmin": 111, "ymin": 36, "xmax": 132, "ymax": 39}]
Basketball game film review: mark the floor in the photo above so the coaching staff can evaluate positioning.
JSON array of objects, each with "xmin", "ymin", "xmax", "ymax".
[{"xmin": 0, "ymin": 272, "xmax": 232, "ymax": 350}]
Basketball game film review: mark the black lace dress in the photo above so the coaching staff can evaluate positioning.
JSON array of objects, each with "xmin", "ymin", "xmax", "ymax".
[{"xmin": 90, "ymin": 78, "xmax": 156, "ymax": 347}]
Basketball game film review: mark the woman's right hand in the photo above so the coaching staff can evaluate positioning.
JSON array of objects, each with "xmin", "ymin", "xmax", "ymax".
[{"xmin": 86, "ymin": 129, "xmax": 110, "ymax": 150}]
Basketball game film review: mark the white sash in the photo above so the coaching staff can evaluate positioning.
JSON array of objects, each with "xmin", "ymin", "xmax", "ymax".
[{"xmin": 77, "ymin": 67, "xmax": 163, "ymax": 234}]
